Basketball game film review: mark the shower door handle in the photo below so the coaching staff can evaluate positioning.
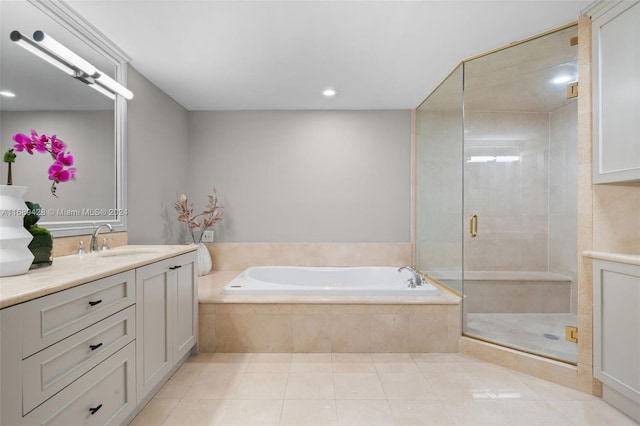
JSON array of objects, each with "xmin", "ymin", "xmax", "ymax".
[{"xmin": 469, "ymin": 214, "xmax": 478, "ymax": 238}]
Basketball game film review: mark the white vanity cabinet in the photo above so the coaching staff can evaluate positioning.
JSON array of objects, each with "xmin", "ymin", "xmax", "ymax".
[
  {"xmin": 0, "ymin": 247, "xmax": 198, "ymax": 426},
  {"xmin": 591, "ymin": 0, "xmax": 640, "ymax": 183},
  {"xmin": 593, "ymin": 258, "xmax": 640, "ymax": 422},
  {"xmin": 136, "ymin": 253, "xmax": 197, "ymax": 402}
]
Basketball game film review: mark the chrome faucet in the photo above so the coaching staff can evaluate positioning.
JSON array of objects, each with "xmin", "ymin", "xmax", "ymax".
[
  {"xmin": 398, "ymin": 266, "xmax": 423, "ymax": 288},
  {"xmin": 90, "ymin": 223, "xmax": 113, "ymax": 252}
]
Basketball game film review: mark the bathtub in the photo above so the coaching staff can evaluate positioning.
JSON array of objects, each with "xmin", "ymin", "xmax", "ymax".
[{"xmin": 221, "ymin": 266, "xmax": 439, "ymax": 296}]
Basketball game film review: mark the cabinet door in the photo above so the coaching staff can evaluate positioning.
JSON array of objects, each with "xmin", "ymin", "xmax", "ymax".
[
  {"xmin": 592, "ymin": 0, "xmax": 640, "ymax": 183},
  {"xmin": 593, "ymin": 259, "xmax": 640, "ymax": 408},
  {"xmin": 175, "ymin": 255, "xmax": 197, "ymax": 361},
  {"xmin": 136, "ymin": 259, "xmax": 174, "ymax": 402}
]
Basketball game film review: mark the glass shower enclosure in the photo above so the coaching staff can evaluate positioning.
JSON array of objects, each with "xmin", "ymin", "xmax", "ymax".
[{"xmin": 415, "ymin": 24, "xmax": 579, "ymax": 364}]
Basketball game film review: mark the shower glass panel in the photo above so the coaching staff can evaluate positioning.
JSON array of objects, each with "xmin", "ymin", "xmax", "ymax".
[
  {"xmin": 415, "ymin": 24, "xmax": 579, "ymax": 364},
  {"xmin": 415, "ymin": 65, "xmax": 463, "ymax": 294},
  {"xmin": 462, "ymin": 25, "xmax": 578, "ymax": 364}
]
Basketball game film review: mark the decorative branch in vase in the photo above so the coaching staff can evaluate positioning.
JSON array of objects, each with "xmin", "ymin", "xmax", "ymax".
[
  {"xmin": 174, "ymin": 188, "xmax": 223, "ymax": 276},
  {"xmin": 174, "ymin": 188, "xmax": 224, "ymax": 244}
]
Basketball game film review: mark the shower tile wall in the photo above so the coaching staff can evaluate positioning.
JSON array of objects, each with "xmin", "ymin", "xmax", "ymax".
[
  {"xmin": 464, "ymin": 111, "xmax": 550, "ymax": 272},
  {"xmin": 549, "ymin": 102, "xmax": 579, "ymax": 312},
  {"xmin": 415, "ymin": 110, "xmax": 463, "ymax": 278}
]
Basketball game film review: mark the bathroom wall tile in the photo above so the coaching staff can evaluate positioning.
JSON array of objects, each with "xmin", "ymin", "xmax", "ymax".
[
  {"xmin": 331, "ymin": 314, "xmax": 370, "ymax": 353},
  {"xmin": 370, "ymin": 313, "xmax": 410, "ymax": 352},
  {"xmin": 215, "ymin": 314, "xmax": 253, "ymax": 353},
  {"xmin": 593, "ymin": 183, "xmax": 640, "ymax": 253},
  {"xmin": 53, "ymin": 232, "xmax": 128, "ymax": 257},
  {"xmin": 292, "ymin": 314, "xmax": 332, "ymax": 352},
  {"xmin": 198, "ymin": 303, "xmax": 216, "ymax": 353},
  {"xmin": 249, "ymin": 314, "xmax": 293, "ymax": 352},
  {"xmin": 208, "ymin": 243, "xmax": 411, "ymax": 270},
  {"xmin": 409, "ymin": 310, "xmax": 449, "ymax": 353},
  {"xmin": 215, "ymin": 303, "xmax": 292, "ymax": 315}
]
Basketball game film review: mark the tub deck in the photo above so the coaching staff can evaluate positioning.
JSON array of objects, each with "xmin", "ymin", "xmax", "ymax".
[{"xmin": 197, "ymin": 271, "xmax": 461, "ymax": 353}]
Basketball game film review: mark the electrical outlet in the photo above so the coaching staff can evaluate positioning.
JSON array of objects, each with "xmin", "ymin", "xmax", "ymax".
[{"xmin": 201, "ymin": 230, "xmax": 215, "ymax": 243}]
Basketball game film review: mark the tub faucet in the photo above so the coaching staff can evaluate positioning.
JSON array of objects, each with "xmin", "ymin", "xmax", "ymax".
[
  {"xmin": 90, "ymin": 223, "xmax": 113, "ymax": 252},
  {"xmin": 398, "ymin": 266, "xmax": 423, "ymax": 288}
]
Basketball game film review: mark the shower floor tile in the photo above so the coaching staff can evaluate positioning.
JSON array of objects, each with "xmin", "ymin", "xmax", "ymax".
[{"xmin": 465, "ymin": 313, "xmax": 578, "ymax": 363}]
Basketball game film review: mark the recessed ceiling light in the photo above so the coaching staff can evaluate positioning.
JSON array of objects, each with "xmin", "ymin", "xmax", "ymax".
[
  {"xmin": 551, "ymin": 75, "xmax": 574, "ymax": 84},
  {"xmin": 323, "ymin": 88, "xmax": 337, "ymax": 97},
  {"xmin": 0, "ymin": 90, "xmax": 16, "ymax": 98}
]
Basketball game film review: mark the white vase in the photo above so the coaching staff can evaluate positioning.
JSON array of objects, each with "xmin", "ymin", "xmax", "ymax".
[
  {"xmin": 197, "ymin": 242, "xmax": 212, "ymax": 276},
  {"xmin": 0, "ymin": 185, "xmax": 35, "ymax": 277}
]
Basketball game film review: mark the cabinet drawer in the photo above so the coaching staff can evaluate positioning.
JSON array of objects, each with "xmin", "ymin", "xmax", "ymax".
[
  {"xmin": 22, "ymin": 306, "xmax": 135, "ymax": 415},
  {"xmin": 22, "ymin": 270, "xmax": 135, "ymax": 357},
  {"xmin": 24, "ymin": 342, "xmax": 136, "ymax": 426}
]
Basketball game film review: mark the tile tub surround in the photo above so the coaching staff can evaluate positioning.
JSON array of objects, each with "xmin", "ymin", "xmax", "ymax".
[
  {"xmin": 198, "ymin": 271, "xmax": 461, "ymax": 353},
  {"xmin": 204, "ymin": 243, "xmax": 412, "ymax": 271}
]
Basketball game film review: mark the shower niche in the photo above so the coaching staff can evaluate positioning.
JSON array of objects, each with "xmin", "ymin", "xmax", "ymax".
[{"xmin": 415, "ymin": 24, "xmax": 579, "ymax": 364}]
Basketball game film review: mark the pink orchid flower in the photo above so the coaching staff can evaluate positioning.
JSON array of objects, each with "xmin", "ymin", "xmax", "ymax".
[
  {"xmin": 12, "ymin": 133, "xmax": 34, "ymax": 154},
  {"xmin": 56, "ymin": 151, "xmax": 74, "ymax": 167}
]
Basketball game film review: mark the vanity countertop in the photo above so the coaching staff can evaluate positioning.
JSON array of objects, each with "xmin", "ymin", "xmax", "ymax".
[
  {"xmin": 582, "ymin": 250, "xmax": 640, "ymax": 266},
  {"xmin": 0, "ymin": 245, "xmax": 198, "ymax": 309}
]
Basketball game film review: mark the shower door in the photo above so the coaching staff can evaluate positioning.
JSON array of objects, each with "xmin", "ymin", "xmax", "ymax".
[{"xmin": 461, "ymin": 25, "xmax": 579, "ymax": 364}]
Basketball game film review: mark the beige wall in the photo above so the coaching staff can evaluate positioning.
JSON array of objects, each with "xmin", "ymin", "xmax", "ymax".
[
  {"xmin": 126, "ymin": 66, "xmax": 190, "ymax": 244},
  {"xmin": 187, "ymin": 110, "xmax": 411, "ymax": 243}
]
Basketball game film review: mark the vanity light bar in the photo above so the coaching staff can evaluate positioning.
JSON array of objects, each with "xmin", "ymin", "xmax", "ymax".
[
  {"xmin": 94, "ymin": 73, "xmax": 134, "ymax": 100},
  {"xmin": 10, "ymin": 30, "xmax": 134, "ymax": 100},
  {"xmin": 33, "ymin": 30, "xmax": 99, "ymax": 78},
  {"xmin": 10, "ymin": 31, "xmax": 75, "ymax": 76},
  {"xmin": 88, "ymin": 82, "xmax": 116, "ymax": 100}
]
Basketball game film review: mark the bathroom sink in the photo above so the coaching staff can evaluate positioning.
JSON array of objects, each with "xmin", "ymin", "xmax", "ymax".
[{"xmin": 95, "ymin": 247, "xmax": 167, "ymax": 257}]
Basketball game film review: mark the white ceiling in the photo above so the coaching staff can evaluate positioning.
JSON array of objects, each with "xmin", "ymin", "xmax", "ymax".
[{"xmin": 63, "ymin": 1, "xmax": 591, "ymax": 111}]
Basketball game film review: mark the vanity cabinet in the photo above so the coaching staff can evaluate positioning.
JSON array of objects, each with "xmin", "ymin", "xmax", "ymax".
[
  {"xmin": 593, "ymin": 259, "xmax": 640, "ymax": 422},
  {"xmin": 0, "ymin": 248, "xmax": 198, "ymax": 425},
  {"xmin": 591, "ymin": 0, "xmax": 640, "ymax": 183},
  {"xmin": 136, "ymin": 253, "xmax": 197, "ymax": 402}
]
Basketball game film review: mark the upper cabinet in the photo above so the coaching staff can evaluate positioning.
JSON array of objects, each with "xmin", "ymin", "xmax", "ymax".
[{"xmin": 591, "ymin": 0, "xmax": 640, "ymax": 183}]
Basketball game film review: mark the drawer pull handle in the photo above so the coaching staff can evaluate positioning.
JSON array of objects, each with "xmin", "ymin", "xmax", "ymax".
[
  {"xmin": 89, "ymin": 404, "xmax": 103, "ymax": 415},
  {"xmin": 88, "ymin": 299, "xmax": 102, "ymax": 306},
  {"xmin": 89, "ymin": 343, "xmax": 103, "ymax": 351},
  {"xmin": 169, "ymin": 265, "xmax": 182, "ymax": 270}
]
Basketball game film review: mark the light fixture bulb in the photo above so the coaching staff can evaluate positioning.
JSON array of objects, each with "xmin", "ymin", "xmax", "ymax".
[
  {"xmin": 323, "ymin": 88, "xmax": 337, "ymax": 97},
  {"xmin": 0, "ymin": 90, "xmax": 16, "ymax": 98},
  {"xmin": 33, "ymin": 31, "xmax": 98, "ymax": 77},
  {"xmin": 552, "ymin": 75, "xmax": 573, "ymax": 84}
]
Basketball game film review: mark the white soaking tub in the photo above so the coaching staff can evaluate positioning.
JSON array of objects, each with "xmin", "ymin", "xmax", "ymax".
[{"xmin": 221, "ymin": 266, "xmax": 439, "ymax": 296}]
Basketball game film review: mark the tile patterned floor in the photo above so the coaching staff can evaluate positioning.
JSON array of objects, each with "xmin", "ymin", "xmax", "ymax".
[{"xmin": 129, "ymin": 352, "xmax": 638, "ymax": 426}]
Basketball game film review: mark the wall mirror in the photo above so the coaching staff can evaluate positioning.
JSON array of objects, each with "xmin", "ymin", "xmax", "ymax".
[{"xmin": 0, "ymin": 0, "xmax": 128, "ymax": 237}]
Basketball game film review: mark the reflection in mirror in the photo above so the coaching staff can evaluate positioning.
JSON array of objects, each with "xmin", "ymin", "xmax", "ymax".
[{"xmin": 0, "ymin": 0, "xmax": 127, "ymax": 236}]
